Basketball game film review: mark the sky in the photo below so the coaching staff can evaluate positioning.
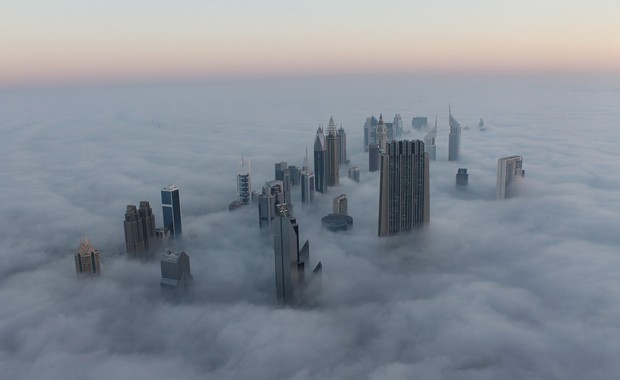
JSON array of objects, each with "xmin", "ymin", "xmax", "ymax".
[
  {"xmin": 2, "ymin": 0, "xmax": 620, "ymax": 86},
  {"xmin": 1, "ymin": 76, "xmax": 620, "ymax": 379}
]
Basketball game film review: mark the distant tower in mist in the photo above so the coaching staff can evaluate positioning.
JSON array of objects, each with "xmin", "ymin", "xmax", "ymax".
[
  {"xmin": 393, "ymin": 114, "xmax": 403, "ymax": 139},
  {"xmin": 333, "ymin": 194, "xmax": 348, "ymax": 215},
  {"xmin": 313, "ymin": 126, "xmax": 327, "ymax": 193},
  {"xmin": 300, "ymin": 149, "xmax": 315, "ymax": 204},
  {"xmin": 258, "ymin": 180, "xmax": 285, "ymax": 228},
  {"xmin": 375, "ymin": 113, "xmax": 388, "ymax": 152},
  {"xmin": 273, "ymin": 204, "xmax": 321, "ymax": 305},
  {"xmin": 160, "ymin": 250, "xmax": 192, "ymax": 288},
  {"xmin": 363, "ymin": 115, "xmax": 379, "ymax": 152},
  {"xmin": 448, "ymin": 104, "xmax": 462, "ymax": 161},
  {"xmin": 348, "ymin": 166, "xmax": 360, "ymax": 182},
  {"xmin": 75, "ymin": 237, "xmax": 101, "ymax": 275},
  {"xmin": 275, "ymin": 161, "xmax": 293, "ymax": 206},
  {"xmin": 496, "ymin": 156, "xmax": 525, "ymax": 199},
  {"xmin": 237, "ymin": 157, "xmax": 252, "ymax": 204},
  {"xmin": 325, "ymin": 116, "xmax": 340, "ymax": 187},
  {"xmin": 161, "ymin": 185, "xmax": 182, "ymax": 237},
  {"xmin": 456, "ymin": 168, "xmax": 469, "ymax": 188},
  {"xmin": 368, "ymin": 144, "xmax": 380, "ymax": 172},
  {"xmin": 424, "ymin": 116, "xmax": 437, "ymax": 161},
  {"xmin": 378, "ymin": 140, "xmax": 430, "ymax": 237},
  {"xmin": 337, "ymin": 123, "xmax": 347, "ymax": 165}
]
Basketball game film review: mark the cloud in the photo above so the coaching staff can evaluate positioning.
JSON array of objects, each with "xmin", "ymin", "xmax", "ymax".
[{"xmin": 1, "ymin": 75, "xmax": 619, "ymax": 379}]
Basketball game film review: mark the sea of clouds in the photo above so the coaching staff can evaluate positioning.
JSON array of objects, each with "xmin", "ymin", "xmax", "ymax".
[{"xmin": 1, "ymin": 74, "xmax": 619, "ymax": 379}]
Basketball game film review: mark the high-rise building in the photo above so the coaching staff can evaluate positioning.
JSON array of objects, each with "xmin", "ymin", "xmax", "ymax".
[
  {"xmin": 369, "ymin": 143, "xmax": 381, "ymax": 172},
  {"xmin": 333, "ymin": 194, "xmax": 348, "ymax": 215},
  {"xmin": 275, "ymin": 161, "xmax": 293, "ymax": 206},
  {"xmin": 337, "ymin": 124, "xmax": 347, "ymax": 165},
  {"xmin": 424, "ymin": 116, "xmax": 437, "ymax": 161},
  {"xmin": 456, "ymin": 168, "xmax": 469, "ymax": 187},
  {"xmin": 75, "ymin": 237, "xmax": 101, "ymax": 275},
  {"xmin": 375, "ymin": 114, "xmax": 388, "ymax": 152},
  {"xmin": 300, "ymin": 149, "xmax": 315, "ymax": 204},
  {"xmin": 313, "ymin": 126, "xmax": 327, "ymax": 193},
  {"xmin": 124, "ymin": 201, "xmax": 156, "ymax": 257},
  {"xmin": 273, "ymin": 205, "xmax": 321, "ymax": 305},
  {"xmin": 325, "ymin": 117, "xmax": 340, "ymax": 187},
  {"xmin": 258, "ymin": 180, "xmax": 285, "ymax": 228},
  {"xmin": 124, "ymin": 205, "xmax": 145, "ymax": 253},
  {"xmin": 378, "ymin": 140, "xmax": 430, "ymax": 237},
  {"xmin": 237, "ymin": 157, "xmax": 252, "ymax": 204},
  {"xmin": 496, "ymin": 156, "xmax": 525, "ymax": 199},
  {"xmin": 289, "ymin": 165, "xmax": 300, "ymax": 186},
  {"xmin": 363, "ymin": 115, "xmax": 379, "ymax": 152},
  {"xmin": 412, "ymin": 117, "xmax": 429, "ymax": 130},
  {"xmin": 348, "ymin": 166, "xmax": 360, "ymax": 182},
  {"xmin": 161, "ymin": 185, "xmax": 182, "ymax": 237},
  {"xmin": 448, "ymin": 105, "xmax": 462, "ymax": 161},
  {"xmin": 160, "ymin": 250, "xmax": 192, "ymax": 288},
  {"xmin": 393, "ymin": 114, "xmax": 403, "ymax": 138},
  {"xmin": 386, "ymin": 122, "xmax": 394, "ymax": 140}
]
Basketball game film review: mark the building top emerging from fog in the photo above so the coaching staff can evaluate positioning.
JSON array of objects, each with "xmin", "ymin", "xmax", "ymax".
[
  {"xmin": 75, "ymin": 236, "xmax": 101, "ymax": 275},
  {"xmin": 496, "ymin": 155, "xmax": 525, "ymax": 199}
]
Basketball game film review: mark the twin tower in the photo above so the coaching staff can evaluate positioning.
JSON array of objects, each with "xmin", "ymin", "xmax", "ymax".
[{"xmin": 313, "ymin": 116, "xmax": 346, "ymax": 193}]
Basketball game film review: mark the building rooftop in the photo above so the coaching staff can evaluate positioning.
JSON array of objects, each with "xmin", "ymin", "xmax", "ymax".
[{"xmin": 162, "ymin": 184, "xmax": 179, "ymax": 191}]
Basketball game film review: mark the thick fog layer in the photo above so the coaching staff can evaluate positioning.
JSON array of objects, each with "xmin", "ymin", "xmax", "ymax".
[{"xmin": 1, "ymin": 75, "xmax": 620, "ymax": 379}]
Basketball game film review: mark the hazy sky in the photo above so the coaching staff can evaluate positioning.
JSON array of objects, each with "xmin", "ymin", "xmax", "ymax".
[{"xmin": 2, "ymin": 0, "xmax": 620, "ymax": 85}]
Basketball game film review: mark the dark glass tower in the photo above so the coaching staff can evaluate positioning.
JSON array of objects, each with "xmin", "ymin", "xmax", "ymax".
[
  {"xmin": 313, "ymin": 127, "xmax": 327, "ymax": 193},
  {"xmin": 161, "ymin": 185, "xmax": 182, "ymax": 237}
]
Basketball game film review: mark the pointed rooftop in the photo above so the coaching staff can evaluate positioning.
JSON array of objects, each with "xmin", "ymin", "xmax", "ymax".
[{"xmin": 314, "ymin": 126, "xmax": 326, "ymax": 151}]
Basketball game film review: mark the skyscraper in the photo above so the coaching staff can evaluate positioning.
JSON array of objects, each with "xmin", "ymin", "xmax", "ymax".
[
  {"xmin": 237, "ymin": 157, "xmax": 252, "ymax": 204},
  {"xmin": 75, "ymin": 237, "xmax": 101, "ymax": 275},
  {"xmin": 368, "ymin": 143, "xmax": 380, "ymax": 172},
  {"xmin": 124, "ymin": 205, "xmax": 145, "ymax": 253},
  {"xmin": 313, "ymin": 126, "xmax": 327, "ymax": 193},
  {"xmin": 376, "ymin": 113, "xmax": 388, "ymax": 152},
  {"xmin": 273, "ymin": 205, "xmax": 320, "ymax": 305},
  {"xmin": 288, "ymin": 165, "xmax": 300, "ymax": 186},
  {"xmin": 258, "ymin": 180, "xmax": 285, "ymax": 228},
  {"xmin": 300, "ymin": 149, "xmax": 315, "ymax": 204},
  {"xmin": 325, "ymin": 116, "xmax": 339, "ymax": 187},
  {"xmin": 412, "ymin": 117, "xmax": 429, "ymax": 130},
  {"xmin": 337, "ymin": 124, "xmax": 347, "ymax": 165},
  {"xmin": 496, "ymin": 156, "xmax": 525, "ymax": 199},
  {"xmin": 393, "ymin": 114, "xmax": 403, "ymax": 139},
  {"xmin": 333, "ymin": 194, "xmax": 348, "ymax": 215},
  {"xmin": 448, "ymin": 105, "xmax": 462, "ymax": 161},
  {"xmin": 424, "ymin": 116, "xmax": 437, "ymax": 161},
  {"xmin": 161, "ymin": 185, "xmax": 182, "ymax": 237},
  {"xmin": 160, "ymin": 250, "xmax": 192, "ymax": 288},
  {"xmin": 363, "ymin": 115, "xmax": 378, "ymax": 152},
  {"xmin": 275, "ymin": 161, "xmax": 292, "ymax": 206},
  {"xmin": 456, "ymin": 168, "xmax": 469, "ymax": 187},
  {"xmin": 348, "ymin": 166, "xmax": 360, "ymax": 182},
  {"xmin": 378, "ymin": 140, "xmax": 430, "ymax": 237}
]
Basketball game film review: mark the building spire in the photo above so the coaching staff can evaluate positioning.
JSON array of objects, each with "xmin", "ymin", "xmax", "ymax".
[{"xmin": 378, "ymin": 113, "xmax": 384, "ymax": 124}]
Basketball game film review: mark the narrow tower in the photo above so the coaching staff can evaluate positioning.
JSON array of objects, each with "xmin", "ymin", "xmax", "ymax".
[
  {"xmin": 448, "ymin": 104, "xmax": 462, "ymax": 161},
  {"xmin": 325, "ymin": 116, "xmax": 340, "ymax": 187},
  {"xmin": 313, "ymin": 126, "xmax": 327, "ymax": 193}
]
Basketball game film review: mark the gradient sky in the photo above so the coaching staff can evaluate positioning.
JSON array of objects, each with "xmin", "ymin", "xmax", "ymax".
[{"xmin": 2, "ymin": 0, "xmax": 619, "ymax": 85}]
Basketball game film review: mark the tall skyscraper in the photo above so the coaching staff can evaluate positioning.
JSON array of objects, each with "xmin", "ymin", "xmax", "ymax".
[
  {"xmin": 275, "ymin": 161, "xmax": 293, "ymax": 206},
  {"xmin": 160, "ymin": 250, "xmax": 192, "ymax": 288},
  {"xmin": 161, "ymin": 185, "xmax": 182, "ymax": 237},
  {"xmin": 363, "ymin": 115, "xmax": 378, "ymax": 152},
  {"xmin": 412, "ymin": 117, "xmax": 429, "ymax": 130},
  {"xmin": 375, "ymin": 113, "xmax": 388, "ymax": 152},
  {"xmin": 300, "ymin": 149, "xmax": 315, "ymax": 204},
  {"xmin": 75, "ymin": 237, "xmax": 101, "ymax": 275},
  {"xmin": 313, "ymin": 126, "xmax": 327, "ymax": 193},
  {"xmin": 237, "ymin": 157, "xmax": 252, "ymax": 204},
  {"xmin": 325, "ymin": 117, "xmax": 340, "ymax": 187},
  {"xmin": 496, "ymin": 156, "xmax": 525, "ymax": 199},
  {"xmin": 138, "ymin": 201, "xmax": 156, "ymax": 247},
  {"xmin": 424, "ymin": 116, "xmax": 437, "ymax": 161},
  {"xmin": 333, "ymin": 194, "xmax": 348, "ymax": 215},
  {"xmin": 337, "ymin": 124, "xmax": 347, "ymax": 165},
  {"xmin": 273, "ymin": 205, "xmax": 320, "ymax": 305},
  {"xmin": 288, "ymin": 165, "xmax": 300, "ymax": 186},
  {"xmin": 124, "ymin": 205, "xmax": 145, "ymax": 253},
  {"xmin": 448, "ymin": 105, "xmax": 462, "ymax": 161},
  {"xmin": 348, "ymin": 166, "xmax": 360, "ymax": 182},
  {"xmin": 258, "ymin": 180, "xmax": 285, "ymax": 228},
  {"xmin": 368, "ymin": 143, "xmax": 380, "ymax": 172},
  {"xmin": 378, "ymin": 140, "xmax": 430, "ymax": 237},
  {"xmin": 456, "ymin": 168, "xmax": 469, "ymax": 187},
  {"xmin": 393, "ymin": 114, "xmax": 403, "ymax": 138}
]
